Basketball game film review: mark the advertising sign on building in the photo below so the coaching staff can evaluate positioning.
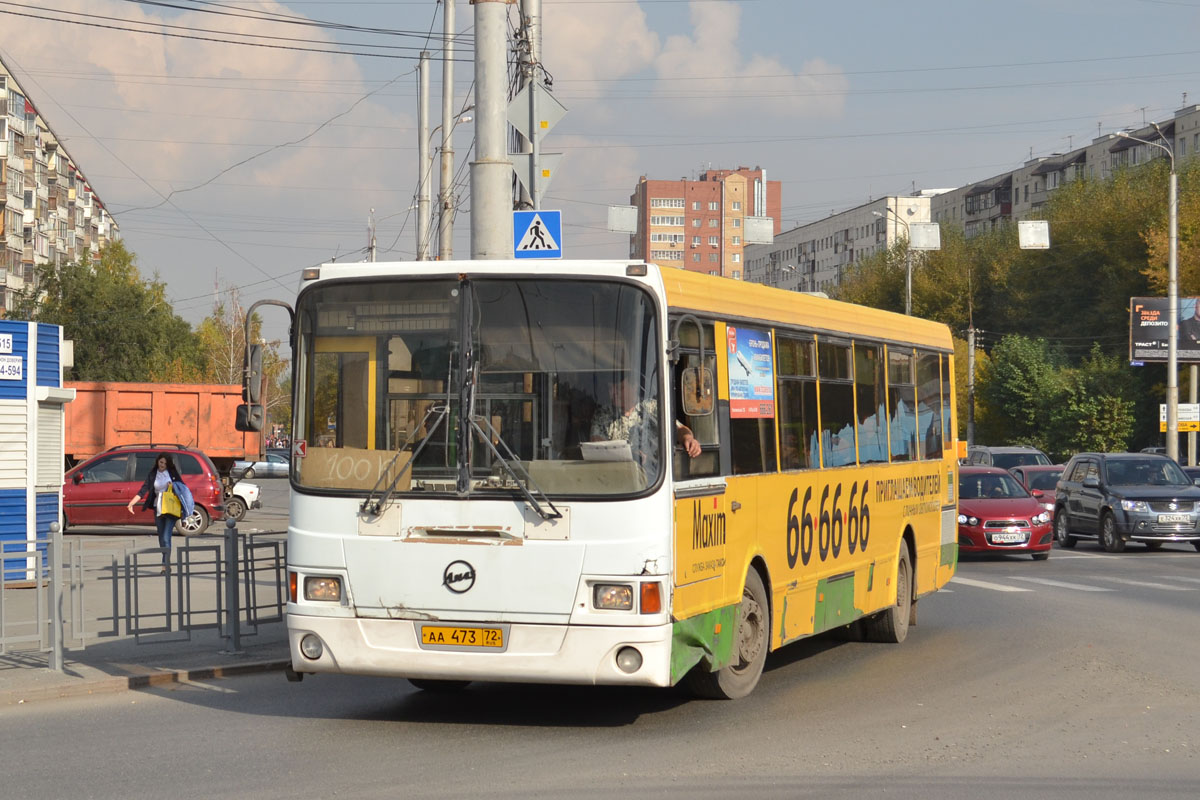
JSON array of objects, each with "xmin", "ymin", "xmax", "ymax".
[
  {"xmin": 726, "ymin": 325, "xmax": 775, "ymax": 419},
  {"xmin": 1129, "ymin": 297, "xmax": 1200, "ymax": 363}
]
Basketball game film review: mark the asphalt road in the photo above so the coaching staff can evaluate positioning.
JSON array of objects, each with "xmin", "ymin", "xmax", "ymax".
[{"xmin": 4, "ymin": 541, "xmax": 1198, "ymax": 800}]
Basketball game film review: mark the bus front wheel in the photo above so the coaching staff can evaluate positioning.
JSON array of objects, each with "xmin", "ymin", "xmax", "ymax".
[
  {"xmin": 865, "ymin": 546, "xmax": 912, "ymax": 644},
  {"xmin": 686, "ymin": 569, "xmax": 769, "ymax": 700}
]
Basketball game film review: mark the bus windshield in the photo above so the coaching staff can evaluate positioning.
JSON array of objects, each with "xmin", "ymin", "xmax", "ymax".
[{"xmin": 294, "ymin": 277, "xmax": 663, "ymax": 497}]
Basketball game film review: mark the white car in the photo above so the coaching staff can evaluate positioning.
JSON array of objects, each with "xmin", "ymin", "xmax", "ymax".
[{"xmin": 225, "ymin": 481, "xmax": 262, "ymax": 522}]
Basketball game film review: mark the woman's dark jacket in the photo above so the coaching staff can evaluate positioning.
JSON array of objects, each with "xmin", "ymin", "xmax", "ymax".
[{"xmin": 137, "ymin": 465, "xmax": 184, "ymax": 514}]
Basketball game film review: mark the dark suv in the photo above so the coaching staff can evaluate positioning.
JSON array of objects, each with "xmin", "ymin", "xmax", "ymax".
[
  {"xmin": 1053, "ymin": 452, "xmax": 1200, "ymax": 552},
  {"xmin": 966, "ymin": 445, "xmax": 1052, "ymax": 469},
  {"xmin": 63, "ymin": 444, "xmax": 224, "ymax": 534}
]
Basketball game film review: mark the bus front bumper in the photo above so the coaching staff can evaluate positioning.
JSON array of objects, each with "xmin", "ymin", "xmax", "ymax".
[{"xmin": 287, "ymin": 614, "xmax": 675, "ymax": 687}]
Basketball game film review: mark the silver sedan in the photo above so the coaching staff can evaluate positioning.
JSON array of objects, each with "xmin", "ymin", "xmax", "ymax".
[{"xmin": 232, "ymin": 452, "xmax": 290, "ymax": 479}]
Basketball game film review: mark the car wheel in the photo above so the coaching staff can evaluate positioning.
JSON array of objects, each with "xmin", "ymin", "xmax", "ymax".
[
  {"xmin": 864, "ymin": 547, "xmax": 913, "ymax": 644},
  {"xmin": 1031, "ymin": 551, "xmax": 1050, "ymax": 561},
  {"xmin": 1100, "ymin": 512, "xmax": 1125, "ymax": 553},
  {"xmin": 178, "ymin": 506, "xmax": 210, "ymax": 536},
  {"xmin": 686, "ymin": 568, "xmax": 769, "ymax": 699},
  {"xmin": 241, "ymin": 467, "xmax": 255, "ymax": 480},
  {"xmin": 225, "ymin": 497, "xmax": 247, "ymax": 522},
  {"xmin": 1054, "ymin": 510, "xmax": 1077, "ymax": 548}
]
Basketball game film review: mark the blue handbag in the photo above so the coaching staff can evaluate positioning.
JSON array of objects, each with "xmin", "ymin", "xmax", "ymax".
[{"xmin": 172, "ymin": 480, "xmax": 195, "ymax": 518}]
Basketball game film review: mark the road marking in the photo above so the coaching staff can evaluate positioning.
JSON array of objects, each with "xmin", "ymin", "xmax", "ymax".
[
  {"xmin": 1089, "ymin": 576, "xmax": 1194, "ymax": 591},
  {"xmin": 950, "ymin": 577, "xmax": 1033, "ymax": 592},
  {"xmin": 1162, "ymin": 575, "xmax": 1200, "ymax": 584},
  {"xmin": 1011, "ymin": 576, "xmax": 1113, "ymax": 591}
]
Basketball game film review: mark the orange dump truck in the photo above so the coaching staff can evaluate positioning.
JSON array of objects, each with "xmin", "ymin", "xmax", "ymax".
[{"xmin": 64, "ymin": 382, "xmax": 260, "ymax": 477}]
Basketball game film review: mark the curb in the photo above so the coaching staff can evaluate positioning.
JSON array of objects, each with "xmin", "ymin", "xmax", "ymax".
[{"xmin": 2, "ymin": 659, "xmax": 290, "ymax": 707}]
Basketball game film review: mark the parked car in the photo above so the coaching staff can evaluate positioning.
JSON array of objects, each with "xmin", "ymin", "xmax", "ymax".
[
  {"xmin": 1184, "ymin": 466, "xmax": 1200, "ymax": 486},
  {"xmin": 1054, "ymin": 452, "xmax": 1200, "ymax": 553},
  {"xmin": 233, "ymin": 452, "xmax": 290, "ymax": 479},
  {"xmin": 957, "ymin": 466, "xmax": 1053, "ymax": 560},
  {"xmin": 63, "ymin": 444, "xmax": 224, "ymax": 534},
  {"xmin": 966, "ymin": 445, "xmax": 1052, "ymax": 469},
  {"xmin": 225, "ymin": 481, "xmax": 262, "ymax": 522},
  {"xmin": 1009, "ymin": 464, "xmax": 1065, "ymax": 513}
]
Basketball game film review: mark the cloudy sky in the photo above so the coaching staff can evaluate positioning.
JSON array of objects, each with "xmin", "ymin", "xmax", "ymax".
[{"xmin": 3, "ymin": 0, "xmax": 1198, "ymax": 342}]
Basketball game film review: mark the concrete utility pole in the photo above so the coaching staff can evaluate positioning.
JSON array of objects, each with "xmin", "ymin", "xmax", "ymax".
[
  {"xmin": 967, "ymin": 327, "xmax": 976, "ymax": 446},
  {"xmin": 513, "ymin": 0, "xmax": 538, "ymax": 209},
  {"xmin": 522, "ymin": 0, "xmax": 542, "ymax": 210},
  {"xmin": 437, "ymin": 0, "xmax": 456, "ymax": 259},
  {"xmin": 416, "ymin": 51, "xmax": 432, "ymax": 261},
  {"xmin": 471, "ymin": 0, "xmax": 515, "ymax": 260}
]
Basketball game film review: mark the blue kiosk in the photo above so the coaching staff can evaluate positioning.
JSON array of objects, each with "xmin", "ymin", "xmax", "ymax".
[{"xmin": 0, "ymin": 320, "xmax": 73, "ymax": 581}]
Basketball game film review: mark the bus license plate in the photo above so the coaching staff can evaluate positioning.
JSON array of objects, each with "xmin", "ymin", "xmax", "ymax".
[
  {"xmin": 420, "ymin": 625, "xmax": 504, "ymax": 648},
  {"xmin": 1158, "ymin": 514, "xmax": 1190, "ymax": 524}
]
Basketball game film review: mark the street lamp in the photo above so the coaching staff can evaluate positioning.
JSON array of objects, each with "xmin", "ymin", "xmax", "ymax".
[
  {"xmin": 1118, "ymin": 126, "xmax": 1178, "ymax": 461},
  {"xmin": 873, "ymin": 208, "xmax": 913, "ymax": 314}
]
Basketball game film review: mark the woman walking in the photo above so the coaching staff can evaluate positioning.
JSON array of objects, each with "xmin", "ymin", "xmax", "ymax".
[{"xmin": 127, "ymin": 454, "xmax": 184, "ymax": 573}]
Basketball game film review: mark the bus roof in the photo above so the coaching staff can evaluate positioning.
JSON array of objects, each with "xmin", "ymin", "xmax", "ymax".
[{"xmin": 659, "ymin": 267, "xmax": 953, "ymax": 352}]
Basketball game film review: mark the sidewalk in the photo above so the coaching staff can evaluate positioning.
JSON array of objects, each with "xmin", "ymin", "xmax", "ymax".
[{"xmin": 0, "ymin": 625, "xmax": 291, "ymax": 706}]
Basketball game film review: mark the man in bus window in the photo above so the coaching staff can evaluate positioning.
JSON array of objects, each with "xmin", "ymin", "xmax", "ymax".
[{"xmin": 591, "ymin": 374, "xmax": 700, "ymax": 468}]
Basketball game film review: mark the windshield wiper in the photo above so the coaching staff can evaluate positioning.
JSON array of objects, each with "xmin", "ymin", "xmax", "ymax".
[
  {"xmin": 469, "ymin": 414, "xmax": 562, "ymax": 521},
  {"xmin": 360, "ymin": 404, "xmax": 449, "ymax": 517}
]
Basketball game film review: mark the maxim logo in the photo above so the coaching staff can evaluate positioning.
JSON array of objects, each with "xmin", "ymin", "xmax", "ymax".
[
  {"xmin": 692, "ymin": 501, "xmax": 727, "ymax": 550},
  {"xmin": 442, "ymin": 560, "xmax": 476, "ymax": 594}
]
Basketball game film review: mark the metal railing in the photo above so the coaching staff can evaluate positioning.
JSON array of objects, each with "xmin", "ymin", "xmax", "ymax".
[{"xmin": 1, "ymin": 521, "xmax": 287, "ymax": 671}]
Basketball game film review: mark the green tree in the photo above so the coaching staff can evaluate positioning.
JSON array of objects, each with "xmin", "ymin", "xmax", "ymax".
[
  {"xmin": 975, "ymin": 335, "xmax": 1063, "ymax": 450},
  {"xmin": 1046, "ymin": 346, "xmax": 1136, "ymax": 458},
  {"xmin": 16, "ymin": 242, "xmax": 202, "ymax": 381}
]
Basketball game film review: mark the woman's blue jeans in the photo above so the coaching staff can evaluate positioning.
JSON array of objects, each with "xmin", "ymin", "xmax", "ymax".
[{"xmin": 155, "ymin": 514, "xmax": 177, "ymax": 564}]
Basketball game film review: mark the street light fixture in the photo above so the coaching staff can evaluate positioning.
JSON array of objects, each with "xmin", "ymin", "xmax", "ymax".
[
  {"xmin": 873, "ymin": 208, "xmax": 913, "ymax": 315},
  {"xmin": 1118, "ymin": 127, "xmax": 1179, "ymax": 461}
]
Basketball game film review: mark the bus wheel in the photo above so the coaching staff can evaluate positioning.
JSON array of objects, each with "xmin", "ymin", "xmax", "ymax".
[
  {"xmin": 408, "ymin": 678, "xmax": 471, "ymax": 692},
  {"xmin": 865, "ymin": 547, "xmax": 912, "ymax": 644},
  {"xmin": 686, "ymin": 569, "xmax": 768, "ymax": 700}
]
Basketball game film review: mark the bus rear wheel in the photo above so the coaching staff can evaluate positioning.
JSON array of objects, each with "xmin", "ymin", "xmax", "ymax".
[
  {"xmin": 865, "ymin": 546, "xmax": 912, "ymax": 644},
  {"xmin": 686, "ymin": 569, "xmax": 769, "ymax": 700}
]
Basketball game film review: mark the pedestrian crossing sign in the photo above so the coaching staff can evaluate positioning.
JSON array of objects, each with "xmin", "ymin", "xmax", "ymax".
[{"xmin": 513, "ymin": 210, "xmax": 562, "ymax": 259}]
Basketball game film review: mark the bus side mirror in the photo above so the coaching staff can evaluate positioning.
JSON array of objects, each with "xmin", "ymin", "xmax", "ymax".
[
  {"xmin": 681, "ymin": 366, "xmax": 714, "ymax": 416},
  {"xmin": 243, "ymin": 344, "xmax": 263, "ymax": 404},
  {"xmin": 236, "ymin": 403, "xmax": 264, "ymax": 432}
]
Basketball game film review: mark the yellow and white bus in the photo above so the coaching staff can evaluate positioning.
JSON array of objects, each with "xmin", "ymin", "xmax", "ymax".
[{"xmin": 268, "ymin": 259, "xmax": 957, "ymax": 698}]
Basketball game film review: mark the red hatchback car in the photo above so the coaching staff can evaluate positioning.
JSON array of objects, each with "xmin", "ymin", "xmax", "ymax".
[
  {"xmin": 958, "ymin": 466, "xmax": 1054, "ymax": 560},
  {"xmin": 1009, "ymin": 464, "xmax": 1065, "ymax": 515},
  {"xmin": 63, "ymin": 444, "xmax": 224, "ymax": 534}
]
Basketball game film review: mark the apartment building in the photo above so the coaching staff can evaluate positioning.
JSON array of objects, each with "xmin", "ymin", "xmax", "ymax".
[
  {"xmin": 932, "ymin": 104, "xmax": 1200, "ymax": 233},
  {"xmin": 744, "ymin": 193, "xmax": 943, "ymax": 291},
  {"xmin": 1, "ymin": 59, "xmax": 119, "ymax": 314},
  {"xmin": 628, "ymin": 167, "xmax": 781, "ymax": 279}
]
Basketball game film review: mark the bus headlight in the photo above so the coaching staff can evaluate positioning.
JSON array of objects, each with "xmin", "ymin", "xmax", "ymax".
[
  {"xmin": 304, "ymin": 576, "xmax": 342, "ymax": 602},
  {"xmin": 299, "ymin": 634, "xmax": 324, "ymax": 660},
  {"xmin": 594, "ymin": 584, "xmax": 633, "ymax": 610}
]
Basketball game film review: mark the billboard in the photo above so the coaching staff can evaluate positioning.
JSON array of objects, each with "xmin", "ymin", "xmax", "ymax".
[{"xmin": 1130, "ymin": 297, "xmax": 1200, "ymax": 362}]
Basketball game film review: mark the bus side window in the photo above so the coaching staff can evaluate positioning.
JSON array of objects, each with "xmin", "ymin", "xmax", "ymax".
[
  {"xmin": 916, "ymin": 350, "xmax": 943, "ymax": 459},
  {"xmin": 777, "ymin": 334, "xmax": 817, "ymax": 470},
  {"xmin": 671, "ymin": 317, "xmax": 720, "ymax": 478},
  {"xmin": 887, "ymin": 347, "xmax": 916, "ymax": 462},
  {"xmin": 818, "ymin": 340, "xmax": 856, "ymax": 468}
]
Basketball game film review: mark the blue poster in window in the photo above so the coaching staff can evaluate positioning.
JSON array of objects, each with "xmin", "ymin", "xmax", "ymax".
[{"xmin": 726, "ymin": 325, "xmax": 774, "ymax": 418}]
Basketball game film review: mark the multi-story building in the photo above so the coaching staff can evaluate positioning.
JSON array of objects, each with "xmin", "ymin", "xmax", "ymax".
[
  {"xmin": 745, "ymin": 193, "xmax": 945, "ymax": 292},
  {"xmin": 933, "ymin": 104, "xmax": 1200, "ymax": 234},
  {"xmin": 1, "ymin": 57, "xmax": 119, "ymax": 314},
  {"xmin": 628, "ymin": 167, "xmax": 781, "ymax": 279}
]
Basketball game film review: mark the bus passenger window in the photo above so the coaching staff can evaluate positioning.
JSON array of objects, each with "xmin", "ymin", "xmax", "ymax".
[
  {"xmin": 777, "ymin": 335, "xmax": 817, "ymax": 470},
  {"xmin": 855, "ymin": 344, "xmax": 887, "ymax": 464},
  {"xmin": 916, "ymin": 351, "xmax": 943, "ymax": 459},
  {"xmin": 887, "ymin": 348, "xmax": 917, "ymax": 462},
  {"xmin": 818, "ymin": 341, "xmax": 856, "ymax": 467}
]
